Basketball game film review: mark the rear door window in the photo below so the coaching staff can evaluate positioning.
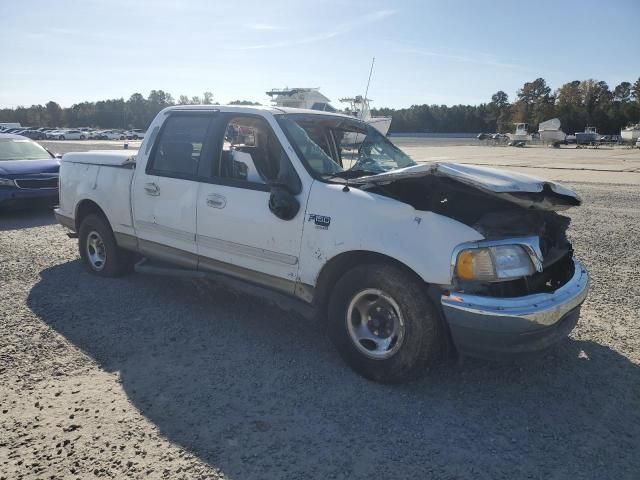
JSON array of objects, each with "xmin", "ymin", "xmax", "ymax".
[{"xmin": 147, "ymin": 115, "xmax": 214, "ymax": 179}]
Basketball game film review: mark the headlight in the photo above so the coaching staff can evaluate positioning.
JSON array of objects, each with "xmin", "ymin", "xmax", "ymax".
[
  {"xmin": 0, "ymin": 177, "xmax": 16, "ymax": 187},
  {"xmin": 455, "ymin": 245, "xmax": 535, "ymax": 282}
]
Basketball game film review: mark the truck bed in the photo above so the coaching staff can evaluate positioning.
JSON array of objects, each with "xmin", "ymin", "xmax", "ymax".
[{"xmin": 57, "ymin": 150, "xmax": 136, "ymax": 238}]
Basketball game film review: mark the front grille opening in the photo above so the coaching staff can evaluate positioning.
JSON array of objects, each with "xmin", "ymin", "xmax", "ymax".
[{"xmin": 15, "ymin": 178, "xmax": 58, "ymax": 189}]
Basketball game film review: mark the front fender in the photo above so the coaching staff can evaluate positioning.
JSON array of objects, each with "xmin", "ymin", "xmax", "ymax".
[{"xmin": 298, "ymin": 184, "xmax": 484, "ymax": 287}]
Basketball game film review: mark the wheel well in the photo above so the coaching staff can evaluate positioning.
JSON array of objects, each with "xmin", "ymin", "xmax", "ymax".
[
  {"xmin": 313, "ymin": 250, "xmax": 425, "ymax": 310},
  {"xmin": 75, "ymin": 200, "xmax": 108, "ymax": 232}
]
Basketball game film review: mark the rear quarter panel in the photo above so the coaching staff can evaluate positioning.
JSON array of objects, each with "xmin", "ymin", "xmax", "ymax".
[{"xmin": 59, "ymin": 160, "xmax": 135, "ymax": 236}]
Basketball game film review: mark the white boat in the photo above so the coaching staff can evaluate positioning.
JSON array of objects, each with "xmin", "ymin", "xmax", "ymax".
[
  {"xmin": 266, "ymin": 88, "xmax": 392, "ymax": 136},
  {"xmin": 507, "ymin": 123, "xmax": 532, "ymax": 142},
  {"xmin": 265, "ymin": 88, "xmax": 337, "ymax": 112},
  {"xmin": 576, "ymin": 126, "xmax": 601, "ymax": 145},
  {"xmin": 339, "ymin": 95, "xmax": 392, "ymax": 136},
  {"xmin": 538, "ymin": 118, "xmax": 566, "ymax": 144},
  {"xmin": 621, "ymin": 123, "xmax": 640, "ymax": 143}
]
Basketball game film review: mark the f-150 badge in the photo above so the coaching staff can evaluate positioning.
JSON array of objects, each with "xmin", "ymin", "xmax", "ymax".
[{"xmin": 308, "ymin": 214, "xmax": 331, "ymax": 230}]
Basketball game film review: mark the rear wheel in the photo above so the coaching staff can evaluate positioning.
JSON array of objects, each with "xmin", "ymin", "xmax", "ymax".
[
  {"xmin": 59, "ymin": 135, "xmax": 65, "ymax": 140},
  {"xmin": 327, "ymin": 263, "xmax": 443, "ymax": 383},
  {"xmin": 78, "ymin": 214, "xmax": 133, "ymax": 277},
  {"xmin": 80, "ymin": 134, "xmax": 86, "ymax": 140}
]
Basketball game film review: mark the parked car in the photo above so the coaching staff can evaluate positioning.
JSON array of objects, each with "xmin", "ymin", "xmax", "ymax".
[
  {"xmin": 124, "ymin": 129, "xmax": 146, "ymax": 140},
  {"xmin": 0, "ymin": 133, "xmax": 59, "ymax": 209},
  {"xmin": 55, "ymin": 105, "xmax": 589, "ymax": 383},
  {"xmin": 46, "ymin": 129, "xmax": 64, "ymax": 139},
  {"xmin": 98, "ymin": 130, "xmax": 125, "ymax": 140},
  {"xmin": 19, "ymin": 129, "xmax": 47, "ymax": 140},
  {"xmin": 58, "ymin": 129, "xmax": 86, "ymax": 140},
  {"xmin": 88, "ymin": 130, "xmax": 104, "ymax": 139}
]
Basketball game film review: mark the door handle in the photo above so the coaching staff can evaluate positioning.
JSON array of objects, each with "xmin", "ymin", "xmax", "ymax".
[
  {"xmin": 144, "ymin": 182, "xmax": 160, "ymax": 196},
  {"xmin": 206, "ymin": 193, "xmax": 226, "ymax": 209}
]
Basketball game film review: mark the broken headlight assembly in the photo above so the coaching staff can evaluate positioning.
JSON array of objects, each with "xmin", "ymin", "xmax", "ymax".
[{"xmin": 455, "ymin": 244, "xmax": 537, "ymax": 282}]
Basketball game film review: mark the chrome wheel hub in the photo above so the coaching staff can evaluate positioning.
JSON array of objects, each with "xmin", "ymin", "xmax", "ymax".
[
  {"xmin": 86, "ymin": 231, "xmax": 106, "ymax": 271},
  {"xmin": 346, "ymin": 289, "xmax": 405, "ymax": 360}
]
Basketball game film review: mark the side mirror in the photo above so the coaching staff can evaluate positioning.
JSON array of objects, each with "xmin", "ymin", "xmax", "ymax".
[{"xmin": 268, "ymin": 184, "xmax": 300, "ymax": 221}]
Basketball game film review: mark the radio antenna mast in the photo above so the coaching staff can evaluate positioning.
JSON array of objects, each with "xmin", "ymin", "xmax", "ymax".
[{"xmin": 363, "ymin": 57, "xmax": 375, "ymax": 102}]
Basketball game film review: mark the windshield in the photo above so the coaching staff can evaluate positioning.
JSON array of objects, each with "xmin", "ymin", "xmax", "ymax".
[
  {"xmin": 277, "ymin": 114, "xmax": 415, "ymax": 179},
  {"xmin": 0, "ymin": 139, "xmax": 51, "ymax": 161}
]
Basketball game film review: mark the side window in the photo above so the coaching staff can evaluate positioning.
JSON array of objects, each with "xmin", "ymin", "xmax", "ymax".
[
  {"xmin": 217, "ymin": 116, "xmax": 300, "ymax": 192},
  {"xmin": 218, "ymin": 116, "xmax": 277, "ymax": 184},
  {"xmin": 148, "ymin": 115, "xmax": 212, "ymax": 178}
]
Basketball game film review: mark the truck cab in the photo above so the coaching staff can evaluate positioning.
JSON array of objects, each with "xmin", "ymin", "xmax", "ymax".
[{"xmin": 55, "ymin": 105, "xmax": 589, "ymax": 383}]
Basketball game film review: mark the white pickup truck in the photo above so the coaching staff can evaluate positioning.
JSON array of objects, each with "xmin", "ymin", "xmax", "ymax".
[{"xmin": 55, "ymin": 105, "xmax": 589, "ymax": 383}]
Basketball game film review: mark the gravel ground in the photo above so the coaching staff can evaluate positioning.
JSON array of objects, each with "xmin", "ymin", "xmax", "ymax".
[{"xmin": 1, "ymin": 181, "xmax": 639, "ymax": 480}]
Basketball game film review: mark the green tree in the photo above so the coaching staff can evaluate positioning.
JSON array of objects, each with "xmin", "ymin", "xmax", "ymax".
[
  {"xmin": 632, "ymin": 78, "xmax": 640, "ymax": 103},
  {"xmin": 46, "ymin": 101, "xmax": 63, "ymax": 126},
  {"xmin": 613, "ymin": 82, "xmax": 632, "ymax": 103}
]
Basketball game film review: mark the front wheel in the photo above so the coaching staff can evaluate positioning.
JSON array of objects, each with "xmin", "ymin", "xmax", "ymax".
[
  {"xmin": 80, "ymin": 135, "xmax": 86, "ymax": 140},
  {"xmin": 59, "ymin": 135, "xmax": 65, "ymax": 140},
  {"xmin": 78, "ymin": 214, "xmax": 133, "ymax": 277},
  {"xmin": 328, "ymin": 263, "xmax": 443, "ymax": 383}
]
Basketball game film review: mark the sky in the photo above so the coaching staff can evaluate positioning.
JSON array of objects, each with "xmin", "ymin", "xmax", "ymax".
[{"xmin": 1, "ymin": 0, "xmax": 638, "ymax": 109}]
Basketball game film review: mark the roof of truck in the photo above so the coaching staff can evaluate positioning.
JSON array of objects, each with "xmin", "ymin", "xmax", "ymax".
[{"xmin": 163, "ymin": 104, "xmax": 357, "ymax": 120}]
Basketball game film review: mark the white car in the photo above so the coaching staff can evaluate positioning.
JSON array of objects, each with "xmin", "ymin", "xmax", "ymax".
[
  {"xmin": 87, "ymin": 130, "xmax": 104, "ymax": 139},
  {"xmin": 124, "ymin": 129, "xmax": 146, "ymax": 140},
  {"xmin": 99, "ymin": 130, "xmax": 125, "ymax": 140},
  {"xmin": 54, "ymin": 105, "xmax": 589, "ymax": 383},
  {"xmin": 51, "ymin": 129, "xmax": 86, "ymax": 140}
]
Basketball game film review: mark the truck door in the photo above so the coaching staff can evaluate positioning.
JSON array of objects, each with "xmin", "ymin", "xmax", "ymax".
[
  {"xmin": 195, "ymin": 114, "xmax": 307, "ymax": 293},
  {"xmin": 132, "ymin": 113, "xmax": 218, "ymax": 267}
]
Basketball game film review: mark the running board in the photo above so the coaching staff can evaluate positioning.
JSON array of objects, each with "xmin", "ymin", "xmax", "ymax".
[
  {"xmin": 133, "ymin": 257, "xmax": 317, "ymax": 320},
  {"xmin": 134, "ymin": 257, "xmax": 207, "ymax": 278}
]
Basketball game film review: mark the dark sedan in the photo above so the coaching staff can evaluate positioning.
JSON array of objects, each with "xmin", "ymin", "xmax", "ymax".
[{"xmin": 0, "ymin": 134, "xmax": 59, "ymax": 209}]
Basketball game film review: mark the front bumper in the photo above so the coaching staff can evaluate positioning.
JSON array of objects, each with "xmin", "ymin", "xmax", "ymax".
[
  {"xmin": 441, "ymin": 259, "xmax": 589, "ymax": 357},
  {"xmin": 0, "ymin": 187, "xmax": 58, "ymax": 209}
]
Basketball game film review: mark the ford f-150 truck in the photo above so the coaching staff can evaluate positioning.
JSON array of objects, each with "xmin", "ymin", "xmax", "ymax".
[{"xmin": 55, "ymin": 105, "xmax": 589, "ymax": 383}]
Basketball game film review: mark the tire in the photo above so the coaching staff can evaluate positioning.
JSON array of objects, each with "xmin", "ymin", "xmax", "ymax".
[
  {"xmin": 133, "ymin": 135, "xmax": 139, "ymax": 140},
  {"xmin": 78, "ymin": 213, "xmax": 133, "ymax": 277},
  {"xmin": 59, "ymin": 135, "xmax": 65, "ymax": 140},
  {"xmin": 327, "ymin": 263, "xmax": 443, "ymax": 383},
  {"xmin": 119, "ymin": 136, "xmax": 125, "ymax": 140},
  {"xmin": 80, "ymin": 135, "xmax": 86, "ymax": 140}
]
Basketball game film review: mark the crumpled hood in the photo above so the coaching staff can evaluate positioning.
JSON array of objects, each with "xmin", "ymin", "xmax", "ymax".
[{"xmin": 350, "ymin": 163, "xmax": 581, "ymax": 210}]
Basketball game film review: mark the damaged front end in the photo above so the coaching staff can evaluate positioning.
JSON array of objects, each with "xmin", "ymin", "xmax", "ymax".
[
  {"xmin": 352, "ymin": 163, "xmax": 579, "ymax": 297},
  {"xmin": 351, "ymin": 162, "xmax": 589, "ymax": 356}
]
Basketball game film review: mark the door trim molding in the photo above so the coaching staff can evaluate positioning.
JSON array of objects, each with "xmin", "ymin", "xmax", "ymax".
[
  {"xmin": 196, "ymin": 234, "xmax": 298, "ymax": 266},
  {"xmin": 135, "ymin": 220, "xmax": 195, "ymax": 243},
  {"xmin": 131, "ymin": 238, "xmax": 311, "ymax": 301}
]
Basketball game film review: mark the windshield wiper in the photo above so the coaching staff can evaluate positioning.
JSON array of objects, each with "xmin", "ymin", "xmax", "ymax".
[{"xmin": 323, "ymin": 169, "xmax": 380, "ymax": 182}]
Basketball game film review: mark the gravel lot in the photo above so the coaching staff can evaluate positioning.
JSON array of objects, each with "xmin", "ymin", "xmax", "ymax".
[{"xmin": 1, "ymin": 149, "xmax": 639, "ymax": 478}]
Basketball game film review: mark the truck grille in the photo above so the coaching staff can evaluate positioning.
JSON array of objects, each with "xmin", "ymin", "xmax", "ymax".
[{"xmin": 14, "ymin": 177, "xmax": 58, "ymax": 189}]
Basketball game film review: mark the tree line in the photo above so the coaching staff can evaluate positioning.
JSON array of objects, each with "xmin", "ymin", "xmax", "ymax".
[
  {"xmin": 1, "ymin": 77, "xmax": 639, "ymax": 134},
  {"xmin": 0, "ymin": 91, "xmax": 260, "ymax": 130},
  {"xmin": 373, "ymin": 77, "xmax": 640, "ymax": 135}
]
